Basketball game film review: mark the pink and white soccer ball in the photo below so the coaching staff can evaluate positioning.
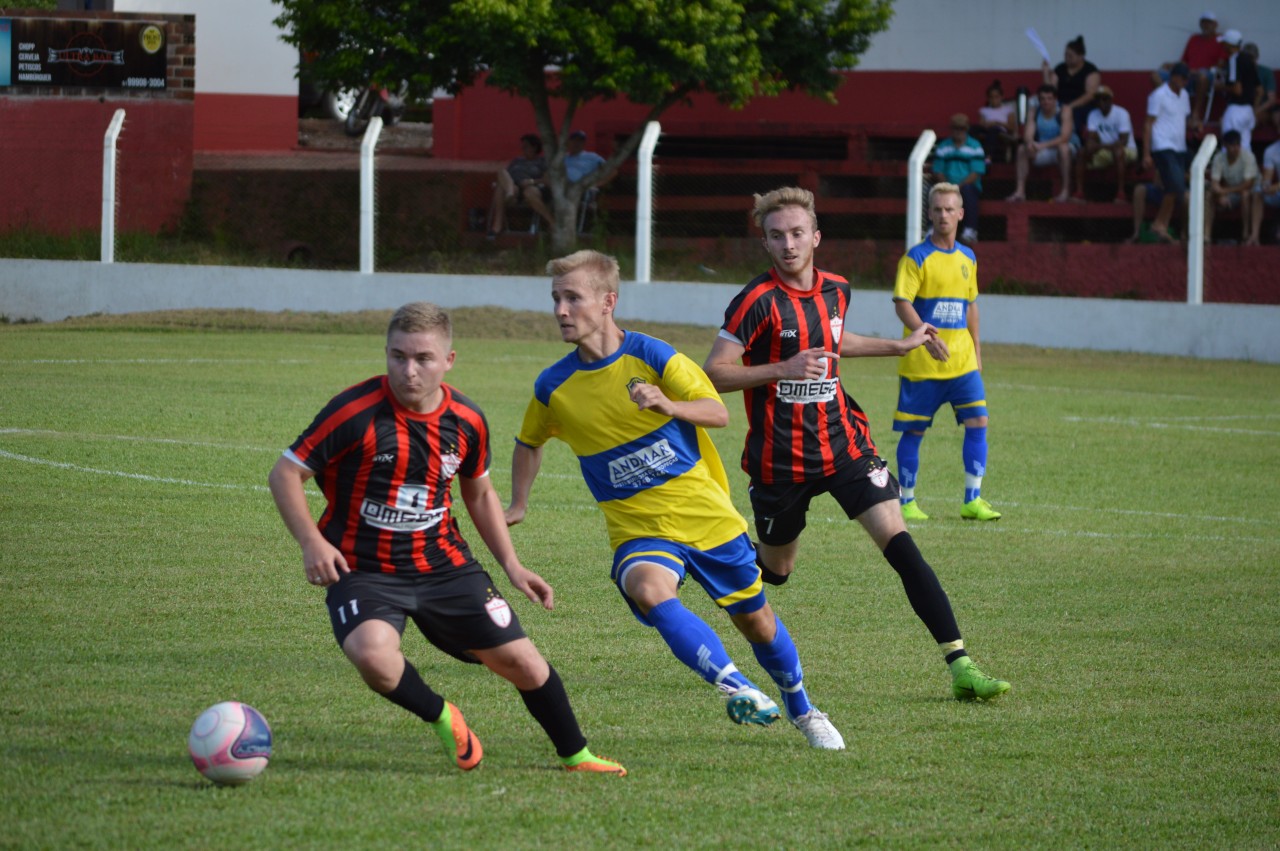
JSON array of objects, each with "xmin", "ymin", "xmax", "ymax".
[{"xmin": 187, "ymin": 701, "xmax": 273, "ymax": 785}]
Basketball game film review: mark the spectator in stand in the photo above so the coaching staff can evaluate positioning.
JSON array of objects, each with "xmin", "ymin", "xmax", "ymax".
[
  {"xmin": 1217, "ymin": 29, "xmax": 1260, "ymax": 152},
  {"xmin": 563, "ymin": 130, "xmax": 605, "ymax": 182},
  {"xmin": 1006, "ymin": 85, "xmax": 1077, "ymax": 203},
  {"xmin": 930, "ymin": 113, "xmax": 986, "ymax": 244},
  {"xmin": 1205, "ymin": 129, "xmax": 1261, "ymax": 245},
  {"xmin": 488, "ymin": 133, "xmax": 549, "ymax": 238},
  {"xmin": 976, "ymin": 80, "xmax": 1017, "ymax": 163},
  {"xmin": 1073, "ymin": 85, "xmax": 1138, "ymax": 203},
  {"xmin": 1043, "ymin": 35, "xmax": 1101, "ymax": 138},
  {"xmin": 1142, "ymin": 63, "xmax": 1196, "ymax": 242},
  {"xmin": 1155, "ymin": 12, "xmax": 1229, "ymax": 123},
  {"xmin": 1242, "ymin": 44, "xmax": 1276, "ymax": 121},
  {"xmin": 1127, "ymin": 177, "xmax": 1169, "ymax": 243},
  {"xmin": 1256, "ymin": 111, "xmax": 1280, "ymax": 244}
]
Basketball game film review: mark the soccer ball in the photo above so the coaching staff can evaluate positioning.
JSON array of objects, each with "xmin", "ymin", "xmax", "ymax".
[{"xmin": 187, "ymin": 701, "xmax": 273, "ymax": 785}]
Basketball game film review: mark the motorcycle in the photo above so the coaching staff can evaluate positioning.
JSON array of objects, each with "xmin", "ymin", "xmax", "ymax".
[{"xmin": 343, "ymin": 80, "xmax": 409, "ymax": 137}]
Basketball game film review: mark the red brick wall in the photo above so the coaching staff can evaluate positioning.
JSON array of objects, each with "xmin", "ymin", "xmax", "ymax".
[{"xmin": 0, "ymin": 12, "xmax": 195, "ymax": 234}]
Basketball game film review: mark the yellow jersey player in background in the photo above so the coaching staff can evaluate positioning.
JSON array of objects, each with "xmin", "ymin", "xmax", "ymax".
[
  {"xmin": 893, "ymin": 182, "xmax": 1002, "ymax": 522},
  {"xmin": 505, "ymin": 249, "xmax": 844, "ymax": 750}
]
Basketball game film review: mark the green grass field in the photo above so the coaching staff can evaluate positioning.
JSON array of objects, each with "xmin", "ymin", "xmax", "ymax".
[{"xmin": 2, "ymin": 309, "xmax": 1277, "ymax": 849}]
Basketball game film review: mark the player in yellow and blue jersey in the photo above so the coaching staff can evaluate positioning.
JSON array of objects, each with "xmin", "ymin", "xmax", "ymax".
[
  {"xmin": 504, "ymin": 249, "xmax": 845, "ymax": 750},
  {"xmin": 893, "ymin": 182, "xmax": 1001, "ymax": 521}
]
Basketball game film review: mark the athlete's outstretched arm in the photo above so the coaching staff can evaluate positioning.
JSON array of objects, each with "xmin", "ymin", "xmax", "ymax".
[
  {"xmin": 504, "ymin": 440, "xmax": 544, "ymax": 527},
  {"xmin": 893, "ymin": 299, "xmax": 949, "ymax": 362},
  {"xmin": 702, "ymin": 334, "xmax": 835, "ymax": 393},
  {"xmin": 462, "ymin": 472, "xmax": 553, "ymax": 610},
  {"xmin": 839, "ymin": 323, "xmax": 936, "ymax": 358}
]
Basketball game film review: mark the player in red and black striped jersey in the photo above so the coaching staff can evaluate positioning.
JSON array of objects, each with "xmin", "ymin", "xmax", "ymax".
[
  {"xmin": 703, "ymin": 188, "xmax": 1011, "ymax": 702},
  {"xmin": 269, "ymin": 302, "xmax": 625, "ymax": 775}
]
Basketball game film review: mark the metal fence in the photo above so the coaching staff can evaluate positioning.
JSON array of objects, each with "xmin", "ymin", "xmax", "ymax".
[{"xmin": 4, "ymin": 105, "xmax": 1277, "ymax": 306}]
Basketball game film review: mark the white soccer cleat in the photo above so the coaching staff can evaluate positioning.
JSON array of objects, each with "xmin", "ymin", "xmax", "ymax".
[
  {"xmin": 791, "ymin": 708, "xmax": 845, "ymax": 750},
  {"xmin": 724, "ymin": 686, "xmax": 781, "ymax": 726}
]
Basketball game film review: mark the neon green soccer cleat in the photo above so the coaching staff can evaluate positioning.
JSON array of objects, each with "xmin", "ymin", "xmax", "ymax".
[
  {"xmin": 950, "ymin": 657, "xmax": 1011, "ymax": 701},
  {"xmin": 901, "ymin": 500, "xmax": 930, "ymax": 521},
  {"xmin": 562, "ymin": 748, "xmax": 628, "ymax": 776},
  {"xmin": 430, "ymin": 701, "xmax": 483, "ymax": 771},
  {"xmin": 960, "ymin": 497, "xmax": 1002, "ymax": 521}
]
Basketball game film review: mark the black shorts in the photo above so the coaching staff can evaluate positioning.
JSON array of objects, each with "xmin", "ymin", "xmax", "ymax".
[
  {"xmin": 325, "ymin": 564, "xmax": 526, "ymax": 664},
  {"xmin": 748, "ymin": 455, "xmax": 900, "ymax": 546}
]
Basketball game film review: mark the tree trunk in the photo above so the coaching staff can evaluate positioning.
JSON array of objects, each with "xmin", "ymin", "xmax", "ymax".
[{"xmin": 548, "ymin": 195, "xmax": 580, "ymax": 255}]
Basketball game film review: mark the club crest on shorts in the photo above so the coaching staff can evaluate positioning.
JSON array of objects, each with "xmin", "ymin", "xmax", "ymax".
[
  {"xmin": 485, "ymin": 596, "xmax": 512, "ymax": 628},
  {"xmin": 869, "ymin": 465, "xmax": 890, "ymax": 488}
]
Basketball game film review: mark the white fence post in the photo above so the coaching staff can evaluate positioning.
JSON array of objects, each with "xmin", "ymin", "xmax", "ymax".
[
  {"xmin": 101, "ymin": 109, "xmax": 126, "ymax": 264},
  {"xmin": 1186, "ymin": 134, "xmax": 1218, "ymax": 305},
  {"xmin": 906, "ymin": 130, "xmax": 936, "ymax": 250},
  {"xmin": 359, "ymin": 116, "xmax": 384, "ymax": 274},
  {"xmin": 634, "ymin": 121, "xmax": 662, "ymax": 283}
]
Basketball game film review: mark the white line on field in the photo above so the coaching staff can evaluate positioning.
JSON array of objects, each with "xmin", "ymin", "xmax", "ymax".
[
  {"xmin": 1062, "ymin": 416, "xmax": 1279, "ymax": 436},
  {"xmin": 0, "ymin": 427, "xmax": 281, "ymax": 452},
  {"xmin": 0, "ymin": 448, "xmax": 270, "ymax": 491}
]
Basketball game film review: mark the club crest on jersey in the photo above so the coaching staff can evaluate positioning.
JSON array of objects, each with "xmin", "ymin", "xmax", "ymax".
[
  {"xmin": 869, "ymin": 465, "xmax": 890, "ymax": 488},
  {"xmin": 485, "ymin": 596, "xmax": 512, "ymax": 628},
  {"xmin": 829, "ymin": 316, "xmax": 843, "ymax": 340},
  {"xmin": 440, "ymin": 450, "xmax": 462, "ymax": 480},
  {"xmin": 962, "ymin": 264, "xmax": 971, "ymax": 280},
  {"xmin": 626, "ymin": 376, "xmax": 647, "ymax": 392}
]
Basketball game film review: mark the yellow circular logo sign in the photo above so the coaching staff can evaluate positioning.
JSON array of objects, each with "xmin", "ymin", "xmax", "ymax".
[{"xmin": 140, "ymin": 25, "xmax": 164, "ymax": 55}]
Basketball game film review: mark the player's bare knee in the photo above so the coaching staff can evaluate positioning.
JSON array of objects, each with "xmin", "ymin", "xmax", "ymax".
[{"xmin": 731, "ymin": 604, "xmax": 777, "ymax": 644}]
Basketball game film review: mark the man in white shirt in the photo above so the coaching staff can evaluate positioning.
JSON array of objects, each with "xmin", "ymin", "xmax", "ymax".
[
  {"xmin": 1205, "ymin": 130, "xmax": 1260, "ymax": 245},
  {"xmin": 1141, "ymin": 63, "xmax": 1198, "ymax": 242},
  {"xmin": 1254, "ymin": 113, "xmax": 1280, "ymax": 246},
  {"xmin": 1074, "ymin": 85, "xmax": 1138, "ymax": 202}
]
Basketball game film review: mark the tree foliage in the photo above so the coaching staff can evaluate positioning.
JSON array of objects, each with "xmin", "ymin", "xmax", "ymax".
[{"xmin": 274, "ymin": 0, "xmax": 894, "ymax": 252}]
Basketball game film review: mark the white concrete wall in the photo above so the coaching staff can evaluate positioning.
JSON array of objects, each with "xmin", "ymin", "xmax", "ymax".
[
  {"xmin": 112, "ymin": 0, "xmax": 296, "ymax": 95},
  {"xmin": 3, "ymin": 260, "xmax": 1277, "ymax": 363},
  {"xmin": 859, "ymin": 0, "xmax": 1278, "ymax": 72}
]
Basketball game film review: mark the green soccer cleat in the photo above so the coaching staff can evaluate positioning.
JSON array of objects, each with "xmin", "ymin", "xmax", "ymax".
[
  {"xmin": 430, "ymin": 701, "xmax": 483, "ymax": 771},
  {"xmin": 950, "ymin": 657, "xmax": 1011, "ymax": 701},
  {"xmin": 960, "ymin": 497, "xmax": 1002, "ymax": 521},
  {"xmin": 901, "ymin": 500, "xmax": 930, "ymax": 521},
  {"xmin": 561, "ymin": 748, "xmax": 627, "ymax": 776}
]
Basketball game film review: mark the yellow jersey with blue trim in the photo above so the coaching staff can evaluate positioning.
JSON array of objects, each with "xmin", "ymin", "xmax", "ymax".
[
  {"xmin": 516, "ymin": 331, "xmax": 747, "ymax": 552},
  {"xmin": 893, "ymin": 239, "xmax": 979, "ymax": 381}
]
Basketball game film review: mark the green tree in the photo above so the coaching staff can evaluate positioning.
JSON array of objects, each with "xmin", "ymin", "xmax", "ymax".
[{"xmin": 274, "ymin": 0, "xmax": 893, "ymax": 254}]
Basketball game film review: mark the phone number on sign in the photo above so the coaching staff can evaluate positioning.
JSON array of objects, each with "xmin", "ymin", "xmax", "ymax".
[{"xmin": 123, "ymin": 77, "xmax": 166, "ymax": 88}]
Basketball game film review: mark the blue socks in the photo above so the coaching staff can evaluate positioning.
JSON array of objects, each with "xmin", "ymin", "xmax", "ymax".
[
  {"xmin": 646, "ymin": 598, "xmax": 752, "ymax": 692},
  {"xmin": 750, "ymin": 616, "xmax": 812, "ymax": 720},
  {"xmin": 963, "ymin": 426, "xmax": 988, "ymax": 502},
  {"xmin": 896, "ymin": 430, "xmax": 923, "ymax": 503}
]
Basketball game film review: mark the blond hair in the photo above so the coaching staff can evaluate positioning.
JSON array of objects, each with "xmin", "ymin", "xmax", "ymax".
[
  {"xmin": 546, "ymin": 249, "xmax": 621, "ymax": 296},
  {"xmin": 928, "ymin": 182, "xmax": 963, "ymax": 208},
  {"xmin": 752, "ymin": 186, "xmax": 818, "ymax": 230},
  {"xmin": 387, "ymin": 301, "xmax": 452, "ymax": 342}
]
